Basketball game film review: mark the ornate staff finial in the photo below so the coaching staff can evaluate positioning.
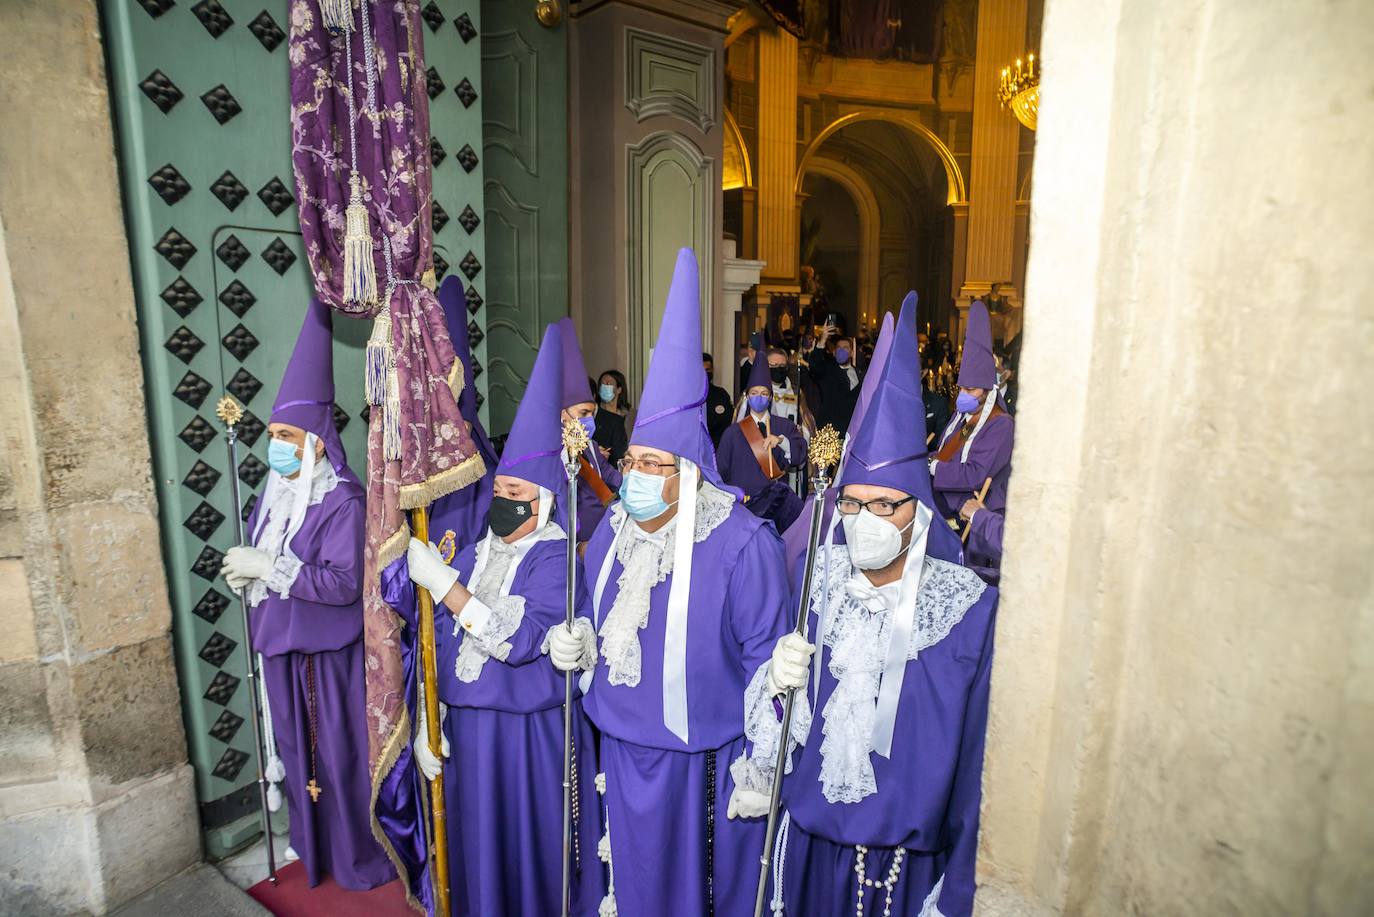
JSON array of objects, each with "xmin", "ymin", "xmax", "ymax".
[
  {"xmin": 215, "ymin": 395, "xmax": 244, "ymax": 429},
  {"xmin": 808, "ymin": 424, "xmax": 843, "ymax": 475},
  {"xmin": 561, "ymin": 417, "xmax": 590, "ymax": 465}
]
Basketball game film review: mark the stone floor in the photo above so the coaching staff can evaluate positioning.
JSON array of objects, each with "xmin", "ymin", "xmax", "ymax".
[
  {"xmin": 218, "ymin": 837, "xmax": 297, "ymax": 891},
  {"xmin": 109, "ymin": 864, "xmax": 268, "ymax": 917}
]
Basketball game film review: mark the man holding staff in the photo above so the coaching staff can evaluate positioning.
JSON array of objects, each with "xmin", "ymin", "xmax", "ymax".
[
  {"xmin": 546, "ymin": 249, "xmax": 808, "ymax": 916},
  {"xmin": 381, "ymin": 324, "xmax": 604, "ymax": 916},
  {"xmin": 766, "ymin": 293, "xmax": 998, "ymax": 916},
  {"xmin": 218, "ymin": 299, "xmax": 394, "ymax": 890},
  {"xmin": 929, "ymin": 301, "xmax": 1015, "ymax": 580}
]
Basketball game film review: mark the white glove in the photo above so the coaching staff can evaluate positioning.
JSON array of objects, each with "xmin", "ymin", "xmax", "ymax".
[
  {"xmin": 726, "ymin": 786, "xmax": 771, "ymax": 820},
  {"xmin": 221, "ymin": 546, "xmax": 273, "ymax": 585},
  {"xmin": 412, "ymin": 702, "xmax": 450, "ymax": 783},
  {"xmin": 407, "ymin": 537, "xmax": 460, "ymax": 600},
  {"xmin": 766, "ymin": 632, "xmax": 815, "ymax": 696},
  {"xmin": 547, "ymin": 620, "xmax": 596, "ymax": 672}
]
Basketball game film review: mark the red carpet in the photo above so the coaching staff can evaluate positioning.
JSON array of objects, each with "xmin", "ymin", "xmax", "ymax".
[{"xmin": 248, "ymin": 862, "xmax": 414, "ymax": 916}]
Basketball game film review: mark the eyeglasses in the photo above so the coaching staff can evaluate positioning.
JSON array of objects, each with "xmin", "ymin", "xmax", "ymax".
[
  {"xmin": 618, "ymin": 456, "xmax": 679, "ymax": 475},
  {"xmin": 836, "ymin": 495, "xmax": 915, "ymax": 517}
]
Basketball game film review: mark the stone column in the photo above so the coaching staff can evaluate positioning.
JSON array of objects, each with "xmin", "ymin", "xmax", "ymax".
[
  {"xmin": 0, "ymin": 4, "xmax": 199, "ymax": 913},
  {"xmin": 755, "ymin": 28, "xmax": 799, "ymax": 284},
  {"xmin": 960, "ymin": 0, "xmax": 1027, "ymax": 311},
  {"xmin": 720, "ymin": 238, "xmax": 766, "ymax": 396}
]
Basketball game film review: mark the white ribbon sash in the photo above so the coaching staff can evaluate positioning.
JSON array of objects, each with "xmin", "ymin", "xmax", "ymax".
[{"xmin": 872, "ymin": 502, "xmax": 933, "ymax": 758}]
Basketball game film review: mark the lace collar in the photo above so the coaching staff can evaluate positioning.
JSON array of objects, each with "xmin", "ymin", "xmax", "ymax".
[
  {"xmin": 810, "ymin": 546, "xmax": 986, "ymax": 803},
  {"xmin": 596, "ymin": 480, "xmax": 736, "ymax": 687}
]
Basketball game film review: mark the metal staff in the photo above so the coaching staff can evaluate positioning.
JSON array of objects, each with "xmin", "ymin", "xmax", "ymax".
[
  {"xmin": 411, "ymin": 505, "xmax": 453, "ymax": 917},
  {"xmin": 214, "ymin": 396, "xmax": 278, "ymax": 886},
  {"xmin": 753, "ymin": 425, "xmax": 843, "ymax": 917},
  {"xmin": 559, "ymin": 418, "xmax": 591, "ymax": 917}
]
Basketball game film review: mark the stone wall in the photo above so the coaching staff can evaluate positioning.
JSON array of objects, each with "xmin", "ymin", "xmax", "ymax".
[
  {"xmin": 0, "ymin": 2, "xmax": 199, "ymax": 913},
  {"xmin": 978, "ymin": 0, "xmax": 1374, "ymax": 913}
]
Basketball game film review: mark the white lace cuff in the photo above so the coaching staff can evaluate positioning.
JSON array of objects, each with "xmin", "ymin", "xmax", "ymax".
[
  {"xmin": 742, "ymin": 660, "xmax": 811, "ymax": 784},
  {"xmin": 454, "ymin": 595, "xmax": 524, "ymax": 683},
  {"xmin": 540, "ymin": 617, "xmax": 598, "ymax": 672},
  {"xmin": 266, "ymin": 555, "xmax": 302, "ymax": 599}
]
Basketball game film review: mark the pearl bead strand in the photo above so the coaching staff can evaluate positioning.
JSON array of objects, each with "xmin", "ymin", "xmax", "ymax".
[{"xmin": 852, "ymin": 845, "xmax": 906, "ymax": 917}]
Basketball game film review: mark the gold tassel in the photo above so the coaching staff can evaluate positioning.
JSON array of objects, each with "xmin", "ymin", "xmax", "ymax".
[
  {"xmin": 343, "ymin": 173, "xmax": 378, "ymax": 307},
  {"xmin": 319, "ymin": 0, "xmax": 354, "ymax": 33}
]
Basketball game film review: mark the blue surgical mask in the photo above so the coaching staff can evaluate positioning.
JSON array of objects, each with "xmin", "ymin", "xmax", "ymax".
[
  {"xmin": 599, "ymin": 383, "xmax": 616, "ymax": 404},
  {"xmin": 835, "ymin": 347, "xmax": 851, "ymax": 366},
  {"xmin": 619, "ymin": 469, "xmax": 676, "ymax": 521},
  {"xmin": 268, "ymin": 438, "xmax": 303, "ymax": 476},
  {"xmin": 955, "ymin": 391, "xmax": 981, "ymax": 415},
  {"xmin": 578, "ymin": 415, "xmax": 596, "ymax": 438},
  {"xmin": 747, "ymin": 394, "xmax": 771, "ymax": 415}
]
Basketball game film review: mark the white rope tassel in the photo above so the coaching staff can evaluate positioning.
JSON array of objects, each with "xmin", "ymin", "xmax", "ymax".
[
  {"xmin": 598, "ymin": 802, "xmax": 617, "ymax": 917},
  {"xmin": 383, "ymin": 345, "xmax": 402, "ymax": 462},
  {"xmin": 257, "ymin": 652, "xmax": 286, "ymax": 812},
  {"xmin": 318, "ymin": 0, "xmax": 354, "ymax": 33},
  {"xmin": 342, "ymin": 172, "xmax": 378, "ymax": 306},
  {"xmin": 364, "ymin": 304, "xmax": 392, "ymax": 406}
]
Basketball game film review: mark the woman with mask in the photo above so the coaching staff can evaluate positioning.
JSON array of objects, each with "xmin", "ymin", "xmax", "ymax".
[
  {"xmin": 381, "ymin": 323, "xmax": 604, "ymax": 916},
  {"xmin": 715, "ymin": 351, "xmax": 807, "ymax": 533},
  {"xmin": 546, "ymin": 250, "xmax": 805, "ymax": 917},
  {"xmin": 765, "ymin": 292, "xmax": 998, "ymax": 917},
  {"xmin": 928, "ymin": 301, "xmax": 1015, "ymax": 581},
  {"xmin": 594, "ymin": 368, "xmax": 630, "ymax": 466},
  {"xmin": 219, "ymin": 299, "xmax": 395, "ymax": 890}
]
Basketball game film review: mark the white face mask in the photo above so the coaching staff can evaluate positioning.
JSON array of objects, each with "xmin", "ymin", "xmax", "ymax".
[{"xmin": 842, "ymin": 509, "xmax": 915, "ymax": 570}]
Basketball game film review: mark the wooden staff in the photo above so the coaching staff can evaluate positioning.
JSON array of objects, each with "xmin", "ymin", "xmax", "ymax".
[
  {"xmin": 961, "ymin": 477, "xmax": 993, "ymax": 543},
  {"xmin": 411, "ymin": 505, "xmax": 452, "ymax": 917},
  {"xmin": 754, "ymin": 426, "xmax": 843, "ymax": 917},
  {"xmin": 214, "ymin": 396, "xmax": 278, "ymax": 886}
]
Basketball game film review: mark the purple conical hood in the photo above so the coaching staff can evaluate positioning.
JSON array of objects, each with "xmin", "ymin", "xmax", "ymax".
[
  {"xmin": 839, "ymin": 292, "xmax": 962, "ymax": 562},
  {"xmin": 745, "ymin": 335, "xmax": 773, "ymax": 395},
  {"xmin": 850, "ymin": 311, "xmax": 894, "ymax": 432},
  {"xmin": 496, "ymin": 323, "xmax": 567, "ymax": 499},
  {"xmin": 437, "ymin": 275, "xmax": 496, "ymax": 470},
  {"xmin": 271, "ymin": 297, "xmax": 351, "ymax": 478},
  {"xmin": 957, "ymin": 300, "xmax": 997, "ymax": 389},
  {"xmin": 554, "ymin": 317, "xmax": 595, "ymax": 410},
  {"xmin": 839, "ymin": 292, "xmax": 933, "ymax": 497},
  {"xmin": 629, "ymin": 248, "xmax": 731, "ymax": 491}
]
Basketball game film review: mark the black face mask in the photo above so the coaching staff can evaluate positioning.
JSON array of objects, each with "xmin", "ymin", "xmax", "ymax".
[
  {"xmin": 488, "ymin": 495, "xmax": 536, "ymax": 537},
  {"xmin": 769, "ymin": 366, "xmax": 788, "ymax": 384},
  {"xmin": 705, "ymin": 369, "xmax": 714, "ymax": 382}
]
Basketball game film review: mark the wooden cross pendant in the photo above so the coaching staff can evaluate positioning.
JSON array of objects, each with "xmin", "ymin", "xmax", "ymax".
[{"xmin": 307, "ymin": 778, "xmax": 322, "ymax": 803}]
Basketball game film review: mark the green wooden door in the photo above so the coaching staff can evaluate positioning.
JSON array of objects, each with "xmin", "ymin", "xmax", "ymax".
[
  {"xmin": 100, "ymin": 0, "xmax": 488, "ymax": 858},
  {"xmin": 480, "ymin": 0, "xmax": 569, "ymax": 432}
]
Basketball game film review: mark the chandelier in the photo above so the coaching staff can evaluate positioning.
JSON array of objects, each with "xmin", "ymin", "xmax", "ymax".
[{"xmin": 998, "ymin": 53, "xmax": 1039, "ymax": 130}]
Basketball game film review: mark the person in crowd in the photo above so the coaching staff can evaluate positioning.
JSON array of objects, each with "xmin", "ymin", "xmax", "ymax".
[
  {"xmin": 546, "ymin": 249, "xmax": 802, "ymax": 917},
  {"xmin": 929, "ymin": 302, "xmax": 1014, "ymax": 581},
  {"xmin": 716, "ymin": 353, "xmax": 808, "ymax": 532},
  {"xmin": 219, "ymin": 298, "xmax": 395, "ymax": 890},
  {"xmin": 703, "ymin": 351, "xmax": 734, "ymax": 446},
  {"xmin": 594, "ymin": 369, "xmax": 630, "ymax": 465},
  {"xmin": 994, "ymin": 346, "xmax": 1018, "ymax": 415},
  {"xmin": 808, "ymin": 320, "xmax": 865, "ymax": 436},
  {"xmin": 557, "ymin": 321, "xmax": 621, "ymax": 544},
  {"xmin": 383, "ymin": 323, "xmax": 604, "ymax": 916},
  {"xmin": 768, "ymin": 292, "xmax": 997, "ymax": 917}
]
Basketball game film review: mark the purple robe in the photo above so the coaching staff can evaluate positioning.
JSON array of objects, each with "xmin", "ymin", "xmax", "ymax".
[
  {"xmin": 581, "ymin": 501, "xmax": 793, "ymax": 916},
  {"xmin": 247, "ymin": 478, "xmax": 395, "ymax": 891},
  {"xmin": 381, "ymin": 534, "xmax": 605, "ymax": 916},
  {"xmin": 575, "ymin": 450, "xmax": 621, "ymax": 543},
  {"xmin": 778, "ymin": 555, "xmax": 998, "ymax": 917},
  {"xmin": 931, "ymin": 413, "xmax": 1014, "ymax": 571},
  {"xmin": 716, "ymin": 414, "xmax": 807, "ymax": 533}
]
